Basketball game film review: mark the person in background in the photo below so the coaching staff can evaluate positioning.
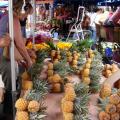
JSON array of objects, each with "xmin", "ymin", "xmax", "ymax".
[
  {"xmin": 20, "ymin": 3, "xmax": 33, "ymax": 39},
  {"xmin": 109, "ymin": 7, "xmax": 120, "ymax": 26},
  {"xmin": 89, "ymin": 7, "xmax": 103, "ymax": 43},
  {"xmin": 0, "ymin": 0, "xmax": 33, "ymax": 119}
]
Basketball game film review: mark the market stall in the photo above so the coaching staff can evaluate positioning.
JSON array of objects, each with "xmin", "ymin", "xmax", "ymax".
[{"xmin": 1, "ymin": 0, "xmax": 120, "ymax": 120}]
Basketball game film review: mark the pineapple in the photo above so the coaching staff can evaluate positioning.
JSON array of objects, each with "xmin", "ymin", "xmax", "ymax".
[
  {"xmin": 15, "ymin": 98, "xmax": 28, "ymax": 111},
  {"xmin": 99, "ymin": 111, "xmax": 110, "ymax": 120},
  {"xmin": 48, "ymin": 76, "xmax": 53, "ymax": 83},
  {"xmin": 109, "ymin": 94, "xmax": 120, "ymax": 105},
  {"xmin": 64, "ymin": 88, "xmax": 76, "ymax": 102},
  {"xmin": 67, "ymin": 56, "xmax": 73, "ymax": 63},
  {"xmin": 100, "ymin": 84, "xmax": 112, "ymax": 99},
  {"xmin": 105, "ymin": 104, "xmax": 116, "ymax": 114},
  {"xmin": 51, "ymin": 74, "xmax": 61, "ymax": 83},
  {"xmin": 62, "ymin": 100, "xmax": 73, "ymax": 113},
  {"xmin": 53, "ymin": 59, "xmax": 59, "ymax": 64},
  {"xmin": 25, "ymin": 80, "xmax": 48, "ymax": 101},
  {"xmin": 48, "ymin": 62, "xmax": 53, "ymax": 70},
  {"xmin": 56, "ymin": 55, "xmax": 61, "ymax": 60},
  {"xmin": 82, "ymin": 77, "xmax": 91, "ymax": 85},
  {"xmin": 22, "ymin": 71, "xmax": 30, "ymax": 80},
  {"xmin": 73, "ymin": 55, "xmax": 79, "ymax": 60},
  {"xmin": 50, "ymin": 50, "xmax": 56, "ymax": 57},
  {"xmin": 52, "ymin": 83, "xmax": 62, "ymax": 93},
  {"xmin": 111, "ymin": 112, "xmax": 120, "ymax": 120},
  {"xmin": 28, "ymin": 100, "xmax": 40, "ymax": 113},
  {"xmin": 22, "ymin": 80, "xmax": 33, "ymax": 90},
  {"xmin": 87, "ymin": 58, "xmax": 92, "ymax": 64},
  {"xmin": 63, "ymin": 113, "xmax": 73, "ymax": 120},
  {"xmin": 72, "ymin": 65, "xmax": 78, "ymax": 69},
  {"xmin": 85, "ymin": 63, "xmax": 91, "ymax": 69},
  {"xmin": 66, "ymin": 51, "xmax": 72, "ymax": 57},
  {"xmin": 82, "ymin": 69, "xmax": 90, "ymax": 77},
  {"xmin": 16, "ymin": 111, "xmax": 29, "ymax": 120},
  {"xmin": 47, "ymin": 70, "xmax": 54, "ymax": 77},
  {"xmin": 72, "ymin": 60, "xmax": 78, "ymax": 65},
  {"xmin": 65, "ymin": 83, "xmax": 74, "ymax": 89}
]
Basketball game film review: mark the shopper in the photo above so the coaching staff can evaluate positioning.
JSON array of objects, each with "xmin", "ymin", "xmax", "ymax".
[
  {"xmin": 89, "ymin": 7, "xmax": 103, "ymax": 43},
  {"xmin": 20, "ymin": 3, "xmax": 33, "ymax": 38},
  {"xmin": 0, "ymin": 0, "xmax": 33, "ymax": 119}
]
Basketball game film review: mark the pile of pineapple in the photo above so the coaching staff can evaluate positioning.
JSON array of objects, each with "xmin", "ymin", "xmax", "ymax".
[
  {"xmin": 102, "ymin": 64, "xmax": 119, "ymax": 78},
  {"xmin": 99, "ymin": 86, "xmax": 120, "ymax": 120},
  {"xmin": 61, "ymin": 83, "xmax": 76, "ymax": 120},
  {"xmin": 47, "ymin": 62, "xmax": 63, "ymax": 93},
  {"xmin": 15, "ymin": 98, "xmax": 40, "ymax": 120},
  {"xmin": 66, "ymin": 51, "xmax": 80, "ymax": 69},
  {"xmin": 61, "ymin": 82, "xmax": 90, "ymax": 120},
  {"xmin": 50, "ymin": 49, "xmax": 61, "ymax": 64},
  {"xmin": 80, "ymin": 58, "xmax": 92, "ymax": 85},
  {"xmin": 22, "ymin": 71, "xmax": 33, "ymax": 90}
]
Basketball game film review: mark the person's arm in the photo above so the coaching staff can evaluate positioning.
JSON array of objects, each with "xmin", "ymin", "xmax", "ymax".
[{"xmin": 13, "ymin": 17, "xmax": 32, "ymax": 67}]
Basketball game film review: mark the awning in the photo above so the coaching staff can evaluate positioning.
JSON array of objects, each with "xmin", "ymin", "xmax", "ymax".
[{"xmin": 0, "ymin": 1, "xmax": 8, "ymax": 7}]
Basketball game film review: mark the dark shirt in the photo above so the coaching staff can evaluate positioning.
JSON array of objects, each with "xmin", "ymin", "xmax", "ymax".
[{"xmin": 20, "ymin": 18, "xmax": 27, "ymax": 27}]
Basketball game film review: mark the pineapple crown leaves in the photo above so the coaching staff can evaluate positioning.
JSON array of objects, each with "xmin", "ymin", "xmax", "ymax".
[
  {"xmin": 98, "ymin": 97, "xmax": 110, "ymax": 111},
  {"xmin": 28, "ymin": 63, "xmax": 44, "ymax": 80},
  {"xmin": 25, "ymin": 89, "xmax": 45, "ymax": 101},
  {"xmin": 74, "ymin": 39, "xmax": 94, "ymax": 52},
  {"xmin": 74, "ymin": 83, "xmax": 89, "ymax": 97},
  {"xmin": 46, "ymin": 41, "xmax": 57, "ymax": 50},
  {"xmin": 30, "ymin": 111, "xmax": 47, "ymax": 120},
  {"xmin": 74, "ymin": 114, "xmax": 89, "ymax": 120},
  {"xmin": 111, "ymin": 88, "xmax": 118, "ymax": 94},
  {"xmin": 33, "ymin": 79, "xmax": 49, "ymax": 94},
  {"xmin": 36, "ymin": 50, "xmax": 49, "ymax": 63},
  {"xmin": 53, "ymin": 59, "xmax": 73, "ymax": 77},
  {"xmin": 74, "ymin": 97, "xmax": 89, "ymax": 120}
]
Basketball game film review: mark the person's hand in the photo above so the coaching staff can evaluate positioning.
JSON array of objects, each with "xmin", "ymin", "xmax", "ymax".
[
  {"xmin": 27, "ymin": 60, "xmax": 33, "ymax": 68},
  {"xmin": 0, "ymin": 88, "xmax": 5, "ymax": 103},
  {"xmin": 0, "ymin": 33, "xmax": 11, "ymax": 47}
]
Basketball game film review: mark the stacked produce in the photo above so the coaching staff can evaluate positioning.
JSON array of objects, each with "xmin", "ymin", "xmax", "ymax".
[
  {"xmin": 15, "ymin": 79, "xmax": 48, "ymax": 120},
  {"xmin": 80, "ymin": 58, "xmax": 92, "ymax": 85},
  {"xmin": 99, "ymin": 88, "xmax": 120, "ymax": 120},
  {"xmin": 61, "ymin": 83, "xmax": 76, "ymax": 120},
  {"xmin": 47, "ymin": 62, "xmax": 63, "ymax": 93},
  {"xmin": 22, "ymin": 71, "xmax": 33, "ymax": 90},
  {"xmin": 66, "ymin": 51, "xmax": 80, "ymax": 69},
  {"xmin": 50, "ymin": 49, "xmax": 61, "ymax": 64},
  {"xmin": 102, "ymin": 64, "xmax": 119, "ymax": 78},
  {"xmin": 89, "ymin": 50, "xmax": 103, "ymax": 93}
]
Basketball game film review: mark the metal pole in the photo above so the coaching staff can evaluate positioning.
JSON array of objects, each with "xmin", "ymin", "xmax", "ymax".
[
  {"xmin": 31, "ymin": 0, "xmax": 36, "ymax": 44},
  {"xmin": 8, "ymin": 0, "xmax": 16, "ymax": 119}
]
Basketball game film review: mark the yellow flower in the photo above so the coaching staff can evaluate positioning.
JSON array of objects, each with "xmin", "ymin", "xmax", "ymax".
[
  {"xmin": 26, "ymin": 42, "xmax": 33, "ymax": 49},
  {"xmin": 57, "ymin": 42, "xmax": 72, "ymax": 50}
]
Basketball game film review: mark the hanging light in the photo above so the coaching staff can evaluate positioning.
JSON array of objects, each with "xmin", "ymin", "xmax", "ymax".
[{"xmin": 21, "ymin": 0, "xmax": 26, "ymax": 14}]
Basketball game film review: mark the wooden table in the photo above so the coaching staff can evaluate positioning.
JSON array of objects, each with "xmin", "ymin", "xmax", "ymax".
[{"xmin": 44, "ymin": 93, "xmax": 99, "ymax": 120}]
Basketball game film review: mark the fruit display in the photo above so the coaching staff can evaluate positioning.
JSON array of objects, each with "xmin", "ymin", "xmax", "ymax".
[
  {"xmin": 102, "ymin": 64, "xmax": 119, "ymax": 78},
  {"xmin": 15, "ymin": 39, "xmax": 120, "ymax": 120},
  {"xmin": 98, "ymin": 86, "xmax": 120, "ymax": 120}
]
